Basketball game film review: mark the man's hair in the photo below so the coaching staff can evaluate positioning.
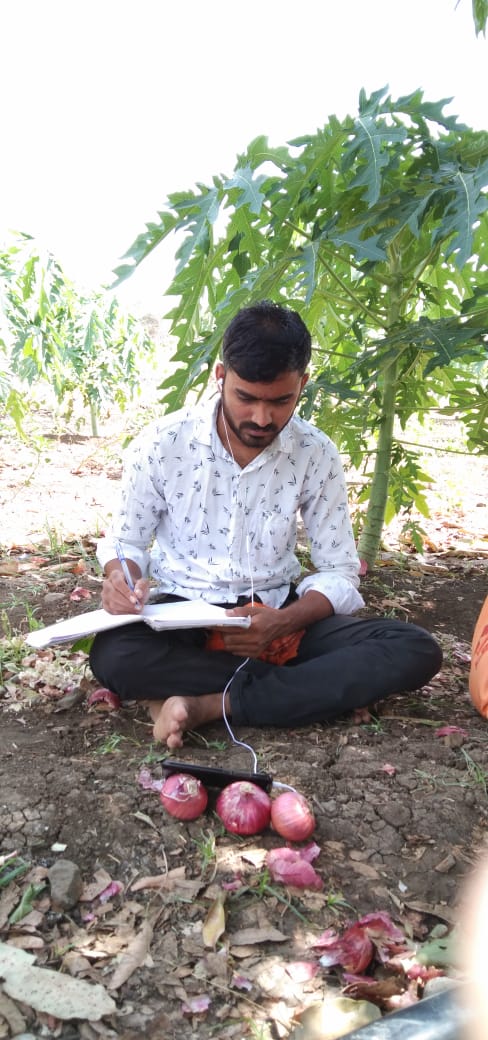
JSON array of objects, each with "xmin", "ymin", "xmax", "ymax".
[{"xmin": 221, "ymin": 300, "xmax": 312, "ymax": 381}]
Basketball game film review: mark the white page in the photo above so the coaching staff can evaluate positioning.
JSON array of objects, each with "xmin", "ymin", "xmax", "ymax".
[
  {"xmin": 25, "ymin": 600, "xmax": 250, "ymax": 648},
  {"xmin": 143, "ymin": 600, "xmax": 251, "ymax": 631}
]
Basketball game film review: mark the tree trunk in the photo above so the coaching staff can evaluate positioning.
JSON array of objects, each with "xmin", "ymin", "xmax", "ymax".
[
  {"xmin": 89, "ymin": 400, "xmax": 99, "ymax": 438},
  {"xmin": 356, "ymin": 247, "xmax": 403, "ymax": 569},
  {"xmin": 356, "ymin": 358, "xmax": 398, "ymax": 568}
]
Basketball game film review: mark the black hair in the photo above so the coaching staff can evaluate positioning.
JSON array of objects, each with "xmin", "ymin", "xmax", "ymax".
[{"xmin": 221, "ymin": 300, "xmax": 312, "ymax": 381}]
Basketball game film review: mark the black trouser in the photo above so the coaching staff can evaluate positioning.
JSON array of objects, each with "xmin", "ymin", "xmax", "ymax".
[{"xmin": 89, "ymin": 614, "xmax": 442, "ymax": 727}]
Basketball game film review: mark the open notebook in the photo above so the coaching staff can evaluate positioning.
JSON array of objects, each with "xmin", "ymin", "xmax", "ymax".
[{"xmin": 26, "ymin": 600, "xmax": 251, "ymax": 649}]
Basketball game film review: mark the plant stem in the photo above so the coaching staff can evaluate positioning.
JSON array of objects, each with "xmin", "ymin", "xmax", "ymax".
[{"xmin": 357, "ymin": 243, "xmax": 403, "ymax": 566}]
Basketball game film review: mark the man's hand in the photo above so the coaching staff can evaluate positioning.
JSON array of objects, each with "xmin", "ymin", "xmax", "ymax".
[
  {"xmin": 212, "ymin": 591, "xmax": 334, "ymax": 658},
  {"xmin": 101, "ymin": 566, "xmax": 150, "ymax": 615},
  {"xmin": 218, "ymin": 604, "xmax": 286, "ymax": 657}
]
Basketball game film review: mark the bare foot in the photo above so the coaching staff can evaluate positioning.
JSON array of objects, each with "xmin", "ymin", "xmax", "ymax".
[{"xmin": 149, "ymin": 693, "xmax": 228, "ymax": 749}]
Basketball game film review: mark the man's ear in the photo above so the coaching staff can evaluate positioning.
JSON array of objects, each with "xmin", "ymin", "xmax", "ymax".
[
  {"xmin": 300, "ymin": 373, "xmax": 309, "ymax": 392},
  {"xmin": 215, "ymin": 362, "xmax": 225, "ymax": 387}
]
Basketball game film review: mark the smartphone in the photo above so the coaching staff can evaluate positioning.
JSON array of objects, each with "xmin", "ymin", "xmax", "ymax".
[{"xmin": 162, "ymin": 758, "xmax": 273, "ymax": 791}]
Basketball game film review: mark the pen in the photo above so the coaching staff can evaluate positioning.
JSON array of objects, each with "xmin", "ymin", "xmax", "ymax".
[{"xmin": 114, "ymin": 540, "xmax": 141, "ymax": 608}]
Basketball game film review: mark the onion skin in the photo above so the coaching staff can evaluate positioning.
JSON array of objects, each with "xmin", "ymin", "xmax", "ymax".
[
  {"xmin": 87, "ymin": 688, "xmax": 121, "ymax": 711},
  {"xmin": 270, "ymin": 791, "xmax": 315, "ymax": 841},
  {"xmin": 160, "ymin": 773, "xmax": 208, "ymax": 821},
  {"xmin": 216, "ymin": 781, "xmax": 272, "ymax": 835}
]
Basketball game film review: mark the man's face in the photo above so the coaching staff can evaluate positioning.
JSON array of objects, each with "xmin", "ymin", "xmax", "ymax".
[{"xmin": 216, "ymin": 365, "xmax": 308, "ymax": 451}]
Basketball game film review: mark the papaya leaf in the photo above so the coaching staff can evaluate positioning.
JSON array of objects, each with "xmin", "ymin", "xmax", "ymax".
[{"xmin": 224, "ymin": 164, "xmax": 267, "ymax": 215}]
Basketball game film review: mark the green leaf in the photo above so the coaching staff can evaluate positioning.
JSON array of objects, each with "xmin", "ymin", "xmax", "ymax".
[
  {"xmin": 343, "ymin": 113, "xmax": 407, "ymax": 205},
  {"xmin": 112, "ymin": 212, "xmax": 181, "ymax": 285},
  {"xmin": 9, "ymin": 882, "xmax": 47, "ymax": 924},
  {"xmin": 294, "ymin": 242, "xmax": 321, "ymax": 303},
  {"xmin": 432, "ymin": 162, "xmax": 488, "ymax": 268},
  {"xmin": 326, "ymin": 224, "xmax": 387, "ymax": 263},
  {"xmin": 223, "ymin": 164, "xmax": 267, "ymax": 215},
  {"xmin": 173, "ymin": 185, "xmax": 221, "ymax": 273},
  {"xmin": 472, "ymin": 0, "xmax": 488, "ymax": 34}
]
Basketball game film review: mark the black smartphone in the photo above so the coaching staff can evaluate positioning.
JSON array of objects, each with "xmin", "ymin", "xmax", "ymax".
[{"xmin": 162, "ymin": 758, "xmax": 273, "ymax": 791}]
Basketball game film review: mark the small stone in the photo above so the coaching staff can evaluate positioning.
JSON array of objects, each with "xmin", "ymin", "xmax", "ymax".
[
  {"xmin": 424, "ymin": 976, "xmax": 458, "ymax": 999},
  {"xmin": 48, "ymin": 858, "xmax": 83, "ymax": 910},
  {"xmin": 43, "ymin": 592, "xmax": 66, "ymax": 605}
]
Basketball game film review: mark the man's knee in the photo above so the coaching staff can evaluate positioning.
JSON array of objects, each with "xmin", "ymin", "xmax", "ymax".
[{"xmin": 89, "ymin": 627, "xmax": 170, "ymax": 699}]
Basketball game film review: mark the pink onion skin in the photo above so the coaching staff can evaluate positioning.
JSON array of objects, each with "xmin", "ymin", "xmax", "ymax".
[
  {"xmin": 270, "ymin": 791, "xmax": 315, "ymax": 842},
  {"xmin": 160, "ymin": 773, "xmax": 208, "ymax": 821},
  {"xmin": 216, "ymin": 782, "xmax": 272, "ymax": 836},
  {"xmin": 87, "ymin": 688, "xmax": 121, "ymax": 711}
]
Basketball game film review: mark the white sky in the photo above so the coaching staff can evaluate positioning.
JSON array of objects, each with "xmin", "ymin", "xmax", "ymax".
[{"xmin": 1, "ymin": 0, "xmax": 487, "ymax": 313}]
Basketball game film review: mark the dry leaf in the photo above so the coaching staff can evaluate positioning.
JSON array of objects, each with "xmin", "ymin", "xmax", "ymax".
[
  {"xmin": 131, "ymin": 866, "xmax": 185, "ymax": 891},
  {"xmin": 0, "ymin": 559, "xmax": 19, "ymax": 575},
  {"xmin": 0, "ymin": 941, "xmax": 115, "ymax": 1021},
  {"xmin": 131, "ymin": 869, "xmax": 201, "ymax": 900},
  {"xmin": 108, "ymin": 910, "xmax": 161, "ymax": 991},
  {"xmin": 0, "ymin": 887, "xmax": 22, "ymax": 929},
  {"xmin": 80, "ymin": 869, "xmax": 113, "ymax": 902},
  {"xmin": 202, "ymin": 892, "xmax": 226, "ymax": 949},
  {"xmin": 0, "ymin": 991, "xmax": 26, "ymax": 1035},
  {"xmin": 228, "ymin": 926, "xmax": 287, "ymax": 946},
  {"xmin": 7, "ymin": 935, "xmax": 45, "ymax": 950}
]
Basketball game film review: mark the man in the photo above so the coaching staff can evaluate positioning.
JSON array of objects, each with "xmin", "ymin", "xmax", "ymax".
[{"xmin": 91, "ymin": 301, "xmax": 442, "ymax": 748}]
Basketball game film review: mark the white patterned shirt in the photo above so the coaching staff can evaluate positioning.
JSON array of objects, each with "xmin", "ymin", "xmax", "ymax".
[{"xmin": 97, "ymin": 400, "xmax": 364, "ymax": 614}]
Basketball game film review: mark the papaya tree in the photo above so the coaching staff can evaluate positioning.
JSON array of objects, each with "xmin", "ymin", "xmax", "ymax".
[
  {"xmin": 115, "ymin": 87, "xmax": 488, "ymax": 568},
  {"xmin": 0, "ymin": 233, "xmax": 155, "ymax": 436}
]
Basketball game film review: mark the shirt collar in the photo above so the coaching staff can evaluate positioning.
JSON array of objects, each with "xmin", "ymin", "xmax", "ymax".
[{"xmin": 193, "ymin": 396, "xmax": 297, "ymax": 458}]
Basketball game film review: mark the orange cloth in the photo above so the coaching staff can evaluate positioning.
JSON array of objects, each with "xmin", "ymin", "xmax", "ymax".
[
  {"xmin": 205, "ymin": 602, "xmax": 305, "ymax": 665},
  {"xmin": 469, "ymin": 596, "xmax": 488, "ymax": 719}
]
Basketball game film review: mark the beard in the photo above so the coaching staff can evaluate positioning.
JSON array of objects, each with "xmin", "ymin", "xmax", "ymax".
[{"xmin": 220, "ymin": 400, "xmax": 280, "ymax": 449}]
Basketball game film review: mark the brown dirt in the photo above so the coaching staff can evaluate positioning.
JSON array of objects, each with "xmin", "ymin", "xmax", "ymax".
[{"xmin": 1, "ymin": 412, "xmax": 487, "ymax": 1039}]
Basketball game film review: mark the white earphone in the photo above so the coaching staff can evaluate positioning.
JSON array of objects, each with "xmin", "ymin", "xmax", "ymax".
[{"xmin": 217, "ymin": 377, "xmax": 223, "ymax": 391}]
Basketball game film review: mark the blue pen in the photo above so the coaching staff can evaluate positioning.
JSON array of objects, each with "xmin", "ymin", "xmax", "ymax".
[{"xmin": 115, "ymin": 540, "xmax": 141, "ymax": 608}]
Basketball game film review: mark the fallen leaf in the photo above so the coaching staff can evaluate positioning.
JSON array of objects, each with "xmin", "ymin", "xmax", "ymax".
[
  {"xmin": 228, "ymin": 926, "xmax": 287, "ymax": 945},
  {"xmin": 54, "ymin": 687, "xmax": 87, "ymax": 712},
  {"xmin": 202, "ymin": 892, "xmax": 226, "ymax": 949},
  {"xmin": 7, "ymin": 934, "xmax": 45, "ymax": 950},
  {"xmin": 0, "ymin": 559, "xmax": 20, "ymax": 575},
  {"xmin": 108, "ymin": 910, "xmax": 161, "ymax": 990},
  {"xmin": 288, "ymin": 995, "xmax": 380, "ymax": 1039},
  {"xmin": 0, "ymin": 941, "xmax": 115, "ymax": 1021},
  {"xmin": 80, "ymin": 870, "xmax": 113, "ymax": 902},
  {"xmin": 0, "ymin": 990, "xmax": 27, "ymax": 1035}
]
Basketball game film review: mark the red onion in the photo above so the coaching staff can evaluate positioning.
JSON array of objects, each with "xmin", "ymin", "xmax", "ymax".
[
  {"xmin": 216, "ymin": 782, "xmax": 272, "ymax": 835},
  {"xmin": 87, "ymin": 688, "xmax": 121, "ymax": 711},
  {"xmin": 160, "ymin": 773, "xmax": 208, "ymax": 821},
  {"xmin": 270, "ymin": 791, "xmax": 315, "ymax": 841}
]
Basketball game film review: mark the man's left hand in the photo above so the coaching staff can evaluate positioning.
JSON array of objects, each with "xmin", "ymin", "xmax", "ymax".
[{"xmin": 217, "ymin": 604, "xmax": 291, "ymax": 657}]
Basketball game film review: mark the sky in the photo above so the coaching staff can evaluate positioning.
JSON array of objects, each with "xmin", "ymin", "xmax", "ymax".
[{"xmin": 1, "ymin": 0, "xmax": 487, "ymax": 314}]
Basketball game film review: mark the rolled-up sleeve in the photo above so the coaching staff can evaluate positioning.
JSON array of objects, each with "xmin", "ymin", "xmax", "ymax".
[{"xmin": 296, "ymin": 440, "xmax": 365, "ymax": 615}]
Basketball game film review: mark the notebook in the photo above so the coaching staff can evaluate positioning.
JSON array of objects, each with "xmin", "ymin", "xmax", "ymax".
[{"xmin": 25, "ymin": 599, "xmax": 251, "ymax": 648}]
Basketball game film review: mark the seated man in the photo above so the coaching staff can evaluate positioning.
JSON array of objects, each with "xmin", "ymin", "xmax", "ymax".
[{"xmin": 90, "ymin": 300, "xmax": 442, "ymax": 748}]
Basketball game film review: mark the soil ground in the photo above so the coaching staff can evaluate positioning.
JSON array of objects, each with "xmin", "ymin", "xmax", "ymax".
[{"xmin": 0, "ymin": 408, "xmax": 487, "ymax": 1039}]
